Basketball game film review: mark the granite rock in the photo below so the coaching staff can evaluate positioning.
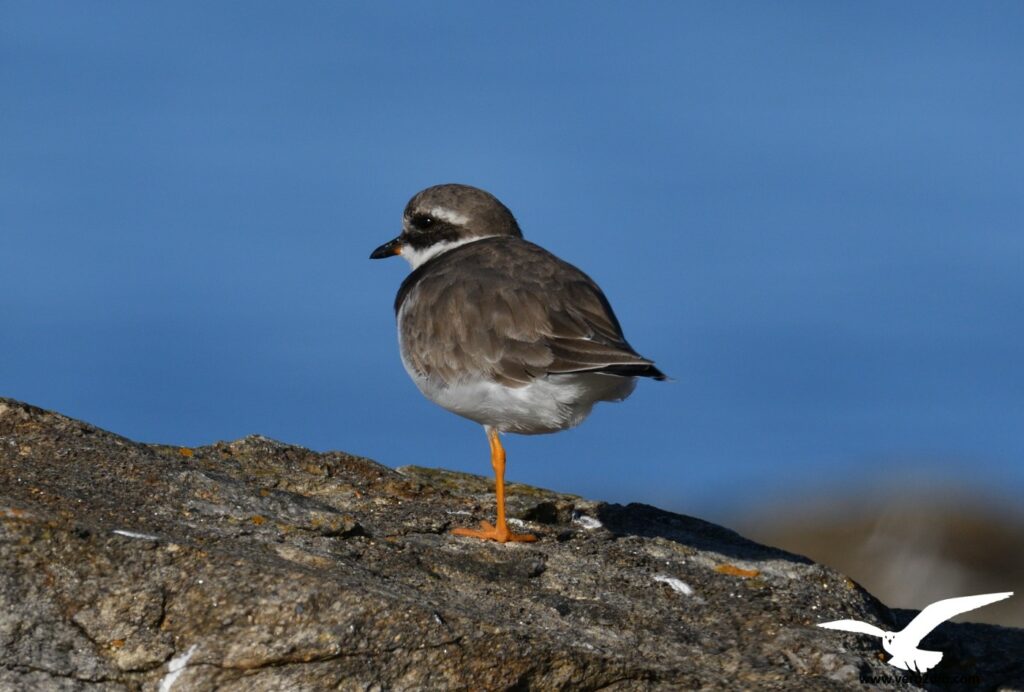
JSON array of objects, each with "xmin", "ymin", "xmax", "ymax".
[{"xmin": 1, "ymin": 397, "xmax": 1021, "ymax": 691}]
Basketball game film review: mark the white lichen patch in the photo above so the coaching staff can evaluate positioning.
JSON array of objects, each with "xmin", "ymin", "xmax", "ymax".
[
  {"xmin": 112, "ymin": 529, "xmax": 159, "ymax": 541},
  {"xmin": 158, "ymin": 643, "xmax": 197, "ymax": 692},
  {"xmin": 573, "ymin": 515, "xmax": 603, "ymax": 530},
  {"xmin": 653, "ymin": 574, "xmax": 694, "ymax": 596}
]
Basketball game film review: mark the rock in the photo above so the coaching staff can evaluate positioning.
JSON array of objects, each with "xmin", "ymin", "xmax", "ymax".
[{"xmin": 0, "ymin": 396, "xmax": 1021, "ymax": 690}]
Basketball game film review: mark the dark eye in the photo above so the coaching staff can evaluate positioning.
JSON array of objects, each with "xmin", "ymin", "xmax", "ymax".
[{"xmin": 411, "ymin": 214, "xmax": 434, "ymax": 230}]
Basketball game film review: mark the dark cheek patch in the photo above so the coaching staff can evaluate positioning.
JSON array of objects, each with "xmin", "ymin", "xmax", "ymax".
[{"xmin": 404, "ymin": 223, "xmax": 460, "ymax": 250}]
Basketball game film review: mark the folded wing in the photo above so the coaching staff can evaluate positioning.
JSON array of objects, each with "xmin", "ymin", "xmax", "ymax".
[{"xmin": 398, "ymin": 237, "xmax": 666, "ymax": 386}]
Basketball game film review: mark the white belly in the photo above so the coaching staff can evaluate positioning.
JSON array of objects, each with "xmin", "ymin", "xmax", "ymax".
[{"xmin": 403, "ymin": 361, "xmax": 637, "ymax": 434}]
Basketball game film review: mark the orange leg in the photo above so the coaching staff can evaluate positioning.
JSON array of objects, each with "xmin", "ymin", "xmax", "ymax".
[{"xmin": 452, "ymin": 428, "xmax": 537, "ymax": 543}]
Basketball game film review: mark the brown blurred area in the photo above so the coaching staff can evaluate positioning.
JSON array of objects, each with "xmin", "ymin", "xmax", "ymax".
[{"xmin": 735, "ymin": 484, "xmax": 1023, "ymax": 627}]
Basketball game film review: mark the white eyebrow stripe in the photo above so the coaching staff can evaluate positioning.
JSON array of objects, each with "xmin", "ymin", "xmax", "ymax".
[{"xmin": 430, "ymin": 207, "xmax": 469, "ymax": 225}]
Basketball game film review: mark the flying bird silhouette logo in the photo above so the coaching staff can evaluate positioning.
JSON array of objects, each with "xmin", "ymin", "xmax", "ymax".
[{"xmin": 818, "ymin": 591, "xmax": 1013, "ymax": 673}]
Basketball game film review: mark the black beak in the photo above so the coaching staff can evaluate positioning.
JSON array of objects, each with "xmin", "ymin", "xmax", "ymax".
[{"xmin": 369, "ymin": 236, "xmax": 402, "ymax": 260}]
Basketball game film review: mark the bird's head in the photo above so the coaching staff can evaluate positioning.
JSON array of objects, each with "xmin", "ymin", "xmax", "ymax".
[{"xmin": 370, "ymin": 184, "xmax": 522, "ymax": 269}]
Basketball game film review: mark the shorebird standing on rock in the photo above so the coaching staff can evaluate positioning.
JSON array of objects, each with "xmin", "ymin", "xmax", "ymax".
[{"xmin": 371, "ymin": 184, "xmax": 666, "ymax": 543}]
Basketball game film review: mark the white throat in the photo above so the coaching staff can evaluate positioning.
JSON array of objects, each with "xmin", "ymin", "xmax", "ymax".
[{"xmin": 399, "ymin": 236, "xmax": 493, "ymax": 270}]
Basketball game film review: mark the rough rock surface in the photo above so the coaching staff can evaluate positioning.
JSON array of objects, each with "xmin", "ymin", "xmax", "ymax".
[{"xmin": 1, "ymin": 397, "xmax": 1021, "ymax": 691}]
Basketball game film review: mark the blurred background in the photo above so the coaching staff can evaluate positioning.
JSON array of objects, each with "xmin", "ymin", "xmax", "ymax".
[{"xmin": 2, "ymin": 3, "xmax": 1021, "ymax": 625}]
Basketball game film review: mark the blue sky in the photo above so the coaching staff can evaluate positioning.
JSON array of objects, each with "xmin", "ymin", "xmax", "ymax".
[{"xmin": 2, "ymin": 3, "xmax": 1022, "ymax": 521}]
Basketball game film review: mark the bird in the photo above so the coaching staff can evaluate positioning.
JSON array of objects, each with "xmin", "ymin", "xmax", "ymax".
[
  {"xmin": 370, "ymin": 183, "xmax": 666, "ymax": 543},
  {"xmin": 817, "ymin": 591, "xmax": 1013, "ymax": 673}
]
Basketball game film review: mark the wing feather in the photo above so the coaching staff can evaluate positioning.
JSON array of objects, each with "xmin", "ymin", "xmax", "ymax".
[
  {"xmin": 397, "ymin": 237, "xmax": 665, "ymax": 385},
  {"xmin": 817, "ymin": 620, "xmax": 886, "ymax": 638},
  {"xmin": 900, "ymin": 592, "xmax": 1012, "ymax": 647}
]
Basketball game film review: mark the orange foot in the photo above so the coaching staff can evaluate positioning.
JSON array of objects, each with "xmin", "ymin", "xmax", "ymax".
[{"xmin": 452, "ymin": 520, "xmax": 537, "ymax": 543}]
